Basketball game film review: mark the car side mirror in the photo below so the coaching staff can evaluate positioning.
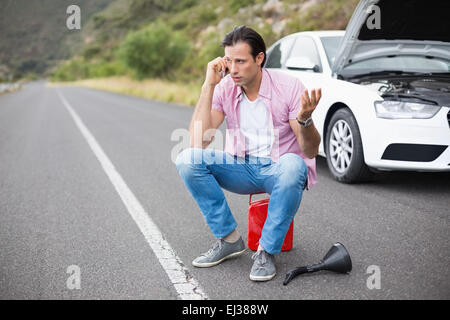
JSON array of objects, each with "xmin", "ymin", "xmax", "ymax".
[{"xmin": 286, "ymin": 57, "xmax": 320, "ymax": 72}]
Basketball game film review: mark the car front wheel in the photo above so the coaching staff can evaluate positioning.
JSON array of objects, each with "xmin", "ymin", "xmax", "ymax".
[{"xmin": 325, "ymin": 108, "xmax": 374, "ymax": 183}]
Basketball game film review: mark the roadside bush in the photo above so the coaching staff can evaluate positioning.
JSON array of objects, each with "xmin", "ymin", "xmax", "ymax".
[
  {"xmin": 50, "ymin": 59, "xmax": 127, "ymax": 81},
  {"xmin": 117, "ymin": 22, "xmax": 190, "ymax": 79},
  {"xmin": 51, "ymin": 59, "xmax": 89, "ymax": 81},
  {"xmin": 88, "ymin": 61, "xmax": 127, "ymax": 78}
]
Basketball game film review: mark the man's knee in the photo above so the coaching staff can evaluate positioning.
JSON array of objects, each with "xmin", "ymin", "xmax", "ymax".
[
  {"xmin": 277, "ymin": 153, "xmax": 308, "ymax": 187},
  {"xmin": 175, "ymin": 147, "xmax": 203, "ymax": 168},
  {"xmin": 175, "ymin": 148, "xmax": 207, "ymax": 183},
  {"xmin": 279, "ymin": 153, "xmax": 308, "ymax": 173}
]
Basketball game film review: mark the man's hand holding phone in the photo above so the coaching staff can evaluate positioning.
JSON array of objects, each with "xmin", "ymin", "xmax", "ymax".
[{"xmin": 204, "ymin": 56, "xmax": 229, "ymax": 87}]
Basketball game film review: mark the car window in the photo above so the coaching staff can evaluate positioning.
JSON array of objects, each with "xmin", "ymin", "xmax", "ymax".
[
  {"xmin": 265, "ymin": 36, "xmax": 295, "ymax": 68},
  {"xmin": 320, "ymin": 36, "xmax": 343, "ymax": 66},
  {"xmin": 288, "ymin": 36, "xmax": 322, "ymax": 72}
]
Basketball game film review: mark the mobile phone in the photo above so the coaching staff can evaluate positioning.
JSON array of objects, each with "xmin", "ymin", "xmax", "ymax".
[{"xmin": 220, "ymin": 66, "xmax": 229, "ymax": 78}]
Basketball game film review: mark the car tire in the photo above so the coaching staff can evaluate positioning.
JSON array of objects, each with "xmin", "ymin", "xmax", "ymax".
[{"xmin": 325, "ymin": 108, "xmax": 374, "ymax": 183}]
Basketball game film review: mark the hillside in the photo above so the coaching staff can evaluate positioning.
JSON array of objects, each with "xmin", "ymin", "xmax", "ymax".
[
  {"xmin": 0, "ymin": 0, "xmax": 359, "ymax": 82},
  {"xmin": 0, "ymin": 0, "xmax": 111, "ymax": 80}
]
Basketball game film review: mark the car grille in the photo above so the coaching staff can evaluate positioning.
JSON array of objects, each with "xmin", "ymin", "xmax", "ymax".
[{"xmin": 381, "ymin": 143, "xmax": 447, "ymax": 162}]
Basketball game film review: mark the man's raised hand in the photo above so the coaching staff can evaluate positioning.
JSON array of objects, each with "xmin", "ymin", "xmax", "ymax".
[{"xmin": 297, "ymin": 88, "xmax": 322, "ymax": 122}]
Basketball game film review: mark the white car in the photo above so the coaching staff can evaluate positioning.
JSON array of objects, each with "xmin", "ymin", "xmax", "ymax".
[{"xmin": 265, "ymin": 0, "xmax": 450, "ymax": 183}]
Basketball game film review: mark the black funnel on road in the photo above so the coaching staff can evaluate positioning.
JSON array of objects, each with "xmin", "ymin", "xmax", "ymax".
[{"xmin": 283, "ymin": 242, "xmax": 352, "ymax": 285}]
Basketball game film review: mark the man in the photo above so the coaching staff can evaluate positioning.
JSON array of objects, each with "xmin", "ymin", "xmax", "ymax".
[{"xmin": 175, "ymin": 26, "xmax": 321, "ymax": 281}]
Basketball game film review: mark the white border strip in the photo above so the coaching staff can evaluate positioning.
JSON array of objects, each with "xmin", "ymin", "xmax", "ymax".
[{"xmin": 57, "ymin": 91, "xmax": 208, "ymax": 300}]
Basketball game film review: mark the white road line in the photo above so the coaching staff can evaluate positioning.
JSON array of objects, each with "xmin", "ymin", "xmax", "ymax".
[{"xmin": 57, "ymin": 91, "xmax": 208, "ymax": 300}]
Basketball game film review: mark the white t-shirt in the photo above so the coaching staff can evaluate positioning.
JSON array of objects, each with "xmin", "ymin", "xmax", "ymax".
[{"xmin": 239, "ymin": 92, "xmax": 274, "ymax": 158}]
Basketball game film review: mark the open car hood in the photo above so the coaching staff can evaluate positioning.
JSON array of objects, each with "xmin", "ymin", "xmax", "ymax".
[{"xmin": 332, "ymin": 0, "xmax": 450, "ymax": 75}]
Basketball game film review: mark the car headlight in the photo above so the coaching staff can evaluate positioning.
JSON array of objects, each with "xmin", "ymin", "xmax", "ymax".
[{"xmin": 374, "ymin": 100, "xmax": 441, "ymax": 119}]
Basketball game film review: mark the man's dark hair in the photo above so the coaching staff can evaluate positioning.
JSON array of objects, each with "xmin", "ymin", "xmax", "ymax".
[{"xmin": 221, "ymin": 25, "xmax": 266, "ymax": 68}]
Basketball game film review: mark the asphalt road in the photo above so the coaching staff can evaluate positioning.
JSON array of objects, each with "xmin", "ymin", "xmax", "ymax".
[{"xmin": 1, "ymin": 81, "xmax": 449, "ymax": 300}]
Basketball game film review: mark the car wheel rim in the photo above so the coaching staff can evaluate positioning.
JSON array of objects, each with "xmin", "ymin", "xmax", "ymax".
[{"xmin": 329, "ymin": 120, "xmax": 353, "ymax": 174}]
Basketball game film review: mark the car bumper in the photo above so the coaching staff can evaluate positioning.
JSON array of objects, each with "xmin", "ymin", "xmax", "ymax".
[{"xmin": 363, "ymin": 107, "xmax": 450, "ymax": 172}]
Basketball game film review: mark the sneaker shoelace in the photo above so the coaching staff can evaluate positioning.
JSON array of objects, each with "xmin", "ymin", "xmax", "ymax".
[
  {"xmin": 204, "ymin": 240, "xmax": 223, "ymax": 257},
  {"xmin": 251, "ymin": 249, "xmax": 267, "ymax": 268}
]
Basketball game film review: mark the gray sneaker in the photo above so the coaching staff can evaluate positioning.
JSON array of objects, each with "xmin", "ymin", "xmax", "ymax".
[
  {"xmin": 250, "ymin": 249, "xmax": 276, "ymax": 281},
  {"xmin": 192, "ymin": 237, "xmax": 246, "ymax": 268}
]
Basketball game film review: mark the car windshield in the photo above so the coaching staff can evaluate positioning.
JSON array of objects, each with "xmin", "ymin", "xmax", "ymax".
[{"xmin": 320, "ymin": 36, "xmax": 344, "ymax": 67}]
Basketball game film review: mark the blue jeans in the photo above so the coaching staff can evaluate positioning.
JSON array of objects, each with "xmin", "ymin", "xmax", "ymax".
[{"xmin": 175, "ymin": 148, "xmax": 308, "ymax": 254}]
